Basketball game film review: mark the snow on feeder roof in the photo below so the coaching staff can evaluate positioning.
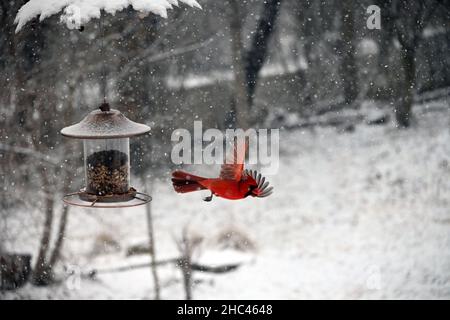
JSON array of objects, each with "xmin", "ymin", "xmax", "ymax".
[
  {"xmin": 15, "ymin": 0, "xmax": 202, "ymax": 32},
  {"xmin": 61, "ymin": 103, "xmax": 150, "ymax": 139}
]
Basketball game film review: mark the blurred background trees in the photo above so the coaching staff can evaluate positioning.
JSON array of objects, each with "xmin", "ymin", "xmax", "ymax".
[{"xmin": 1, "ymin": 0, "xmax": 449, "ymax": 288}]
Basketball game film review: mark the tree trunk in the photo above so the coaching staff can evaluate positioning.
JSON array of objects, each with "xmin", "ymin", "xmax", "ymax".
[
  {"xmin": 176, "ymin": 229, "xmax": 194, "ymax": 300},
  {"xmin": 227, "ymin": 0, "xmax": 249, "ymax": 129},
  {"xmin": 145, "ymin": 180, "xmax": 160, "ymax": 300},
  {"xmin": 48, "ymin": 205, "xmax": 69, "ymax": 268},
  {"xmin": 1, "ymin": 1, "xmax": 27, "ymax": 106},
  {"xmin": 245, "ymin": 0, "xmax": 283, "ymax": 106},
  {"xmin": 374, "ymin": 0, "xmax": 396, "ymax": 102},
  {"xmin": 32, "ymin": 169, "xmax": 55, "ymax": 286},
  {"xmin": 396, "ymin": 47, "xmax": 416, "ymax": 128},
  {"xmin": 48, "ymin": 75, "xmax": 76, "ymax": 268},
  {"xmin": 14, "ymin": 20, "xmax": 41, "ymax": 137},
  {"xmin": 226, "ymin": 0, "xmax": 283, "ymax": 127},
  {"xmin": 180, "ymin": 255, "xmax": 192, "ymax": 300},
  {"xmin": 340, "ymin": 0, "xmax": 358, "ymax": 106}
]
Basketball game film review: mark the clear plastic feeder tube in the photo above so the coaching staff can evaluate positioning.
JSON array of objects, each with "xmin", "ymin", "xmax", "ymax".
[{"xmin": 83, "ymin": 138, "xmax": 130, "ymax": 195}]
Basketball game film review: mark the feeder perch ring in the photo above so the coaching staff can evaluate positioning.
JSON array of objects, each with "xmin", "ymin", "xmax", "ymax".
[{"xmin": 63, "ymin": 189, "xmax": 152, "ymax": 208}]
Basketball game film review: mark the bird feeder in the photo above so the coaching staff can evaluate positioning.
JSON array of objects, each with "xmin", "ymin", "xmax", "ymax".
[{"xmin": 61, "ymin": 103, "xmax": 152, "ymax": 208}]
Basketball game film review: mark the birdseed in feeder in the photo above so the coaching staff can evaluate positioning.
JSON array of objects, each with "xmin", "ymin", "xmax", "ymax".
[{"xmin": 86, "ymin": 150, "xmax": 129, "ymax": 195}]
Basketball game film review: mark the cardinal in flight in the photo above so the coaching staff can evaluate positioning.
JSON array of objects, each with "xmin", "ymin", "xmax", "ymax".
[{"xmin": 171, "ymin": 139, "xmax": 273, "ymax": 201}]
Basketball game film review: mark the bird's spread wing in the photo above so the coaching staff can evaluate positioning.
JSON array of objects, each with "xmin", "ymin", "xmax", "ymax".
[
  {"xmin": 244, "ymin": 169, "xmax": 274, "ymax": 198},
  {"xmin": 219, "ymin": 138, "xmax": 247, "ymax": 181}
]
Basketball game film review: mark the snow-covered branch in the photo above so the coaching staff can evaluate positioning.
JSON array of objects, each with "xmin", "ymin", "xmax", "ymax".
[{"xmin": 15, "ymin": 0, "xmax": 201, "ymax": 32}]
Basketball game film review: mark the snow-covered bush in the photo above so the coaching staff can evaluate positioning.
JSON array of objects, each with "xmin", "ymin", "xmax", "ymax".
[{"xmin": 15, "ymin": 0, "xmax": 201, "ymax": 32}]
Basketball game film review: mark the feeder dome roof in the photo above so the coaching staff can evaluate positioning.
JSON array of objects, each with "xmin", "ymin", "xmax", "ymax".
[{"xmin": 61, "ymin": 107, "xmax": 150, "ymax": 139}]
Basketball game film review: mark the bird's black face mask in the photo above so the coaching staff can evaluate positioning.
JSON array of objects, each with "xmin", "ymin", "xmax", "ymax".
[{"xmin": 244, "ymin": 185, "xmax": 258, "ymax": 198}]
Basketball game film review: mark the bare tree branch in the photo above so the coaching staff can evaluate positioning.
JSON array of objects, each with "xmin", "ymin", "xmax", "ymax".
[
  {"xmin": 117, "ymin": 34, "xmax": 217, "ymax": 79},
  {"xmin": 0, "ymin": 143, "xmax": 59, "ymax": 166},
  {"xmin": 86, "ymin": 259, "xmax": 241, "ymax": 277}
]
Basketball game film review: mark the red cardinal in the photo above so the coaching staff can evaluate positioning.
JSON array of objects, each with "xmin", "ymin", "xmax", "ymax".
[{"xmin": 171, "ymin": 140, "xmax": 273, "ymax": 201}]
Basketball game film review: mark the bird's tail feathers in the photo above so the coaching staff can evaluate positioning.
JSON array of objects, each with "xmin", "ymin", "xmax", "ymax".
[{"xmin": 172, "ymin": 170, "xmax": 207, "ymax": 193}]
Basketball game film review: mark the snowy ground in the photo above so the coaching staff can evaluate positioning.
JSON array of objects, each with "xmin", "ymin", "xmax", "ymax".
[{"xmin": 2, "ymin": 100, "xmax": 450, "ymax": 300}]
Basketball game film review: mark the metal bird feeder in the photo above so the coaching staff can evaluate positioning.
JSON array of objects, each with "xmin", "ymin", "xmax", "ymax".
[{"xmin": 61, "ymin": 103, "xmax": 152, "ymax": 208}]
